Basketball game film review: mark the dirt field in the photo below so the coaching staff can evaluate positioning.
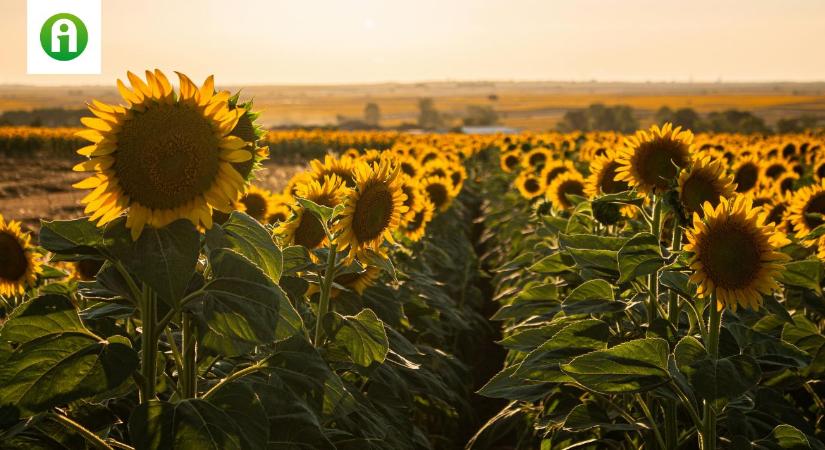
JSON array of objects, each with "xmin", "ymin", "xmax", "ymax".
[{"xmin": 0, "ymin": 153, "xmax": 306, "ymax": 233}]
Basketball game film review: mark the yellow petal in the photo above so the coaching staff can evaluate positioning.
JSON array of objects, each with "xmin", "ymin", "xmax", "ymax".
[
  {"xmin": 117, "ymin": 78, "xmax": 142, "ymax": 104},
  {"xmin": 81, "ymin": 117, "xmax": 115, "ymax": 132}
]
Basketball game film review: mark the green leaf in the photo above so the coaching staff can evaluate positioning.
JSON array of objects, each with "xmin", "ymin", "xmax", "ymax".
[
  {"xmin": 517, "ymin": 282, "xmax": 558, "ymax": 301},
  {"xmin": 195, "ymin": 278, "xmax": 283, "ymax": 357},
  {"xmin": 331, "ymin": 309, "xmax": 389, "ymax": 367},
  {"xmin": 206, "ymin": 212, "xmax": 283, "ymax": 284},
  {"xmin": 674, "ymin": 335, "xmax": 706, "ymax": 371},
  {"xmin": 39, "ymin": 218, "xmax": 104, "ymax": 257},
  {"xmin": 513, "ymin": 319, "xmax": 609, "ymax": 382},
  {"xmin": 360, "ymin": 249, "xmax": 396, "ymax": 282},
  {"xmin": 683, "ymin": 354, "xmax": 761, "ymax": 402},
  {"xmin": 561, "ymin": 338, "xmax": 670, "ymax": 394},
  {"xmin": 754, "ymin": 424, "xmax": 825, "ymax": 450},
  {"xmin": 206, "ymin": 383, "xmax": 269, "ymax": 450},
  {"xmin": 779, "ymin": 260, "xmax": 823, "ymax": 295},
  {"xmin": 129, "ymin": 399, "xmax": 244, "ymax": 450},
  {"xmin": 0, "ymin": 294, "xmax": 89, "ymax": 344},
  {"xmin": 562, "ymin": 279, "xmax": 623, "ymax": 314},
  {"xmin": 563, "ymin": 402, "xmax": 638, "ymax": 432},
  {"xmin": 282, "ymin": 245, "xmax": 312, "ymax": 275},
  {"xmin": 296, "ymin": 197, "xmax": 335, "ymax": 223},
  {"xmin": 477, "ymin": 366, "xmax": 551, "ymax": 402},
  {"xmin": 528, "ymin": 252, "xmax": 573, "ymax": 274},
  {"xmin": 105, "ymin": 219, "xmax": 200, "ymax": 306},
  {"xmin": 0, "ymin": 334, "xmax": 138, "ymax": 416},
  {"xmin": 617, "ymin": 233, "xmax": 663, "ymax": 283}
]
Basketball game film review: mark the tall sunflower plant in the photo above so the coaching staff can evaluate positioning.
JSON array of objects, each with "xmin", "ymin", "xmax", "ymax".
[{"xmin": 473, "ymin": 124, "xmax": 825, "ymax": 450}]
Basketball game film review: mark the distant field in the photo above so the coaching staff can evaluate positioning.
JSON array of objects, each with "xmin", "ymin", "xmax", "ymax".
[{"xmin": 3, "ymin": 81, "xmax": 825, "ymax": 130}]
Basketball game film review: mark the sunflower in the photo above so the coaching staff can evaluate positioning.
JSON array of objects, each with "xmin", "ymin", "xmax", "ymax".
[
  {"xmin": 812, "ymin": 159, "xmax": 825, "ymax": 181},
  {"xmin": 227, "ymin": 98, "xmax": 268, "ymax": 181},
  {"xmin": 236, "ymin": 185, "xmax": 273, "ymax": 222},
  {"xmin": 522, "ymin": 147, "xmax": 553, "ymax": 171},
  {"xmin": 515, "ymin": 172, "xmax": 546, "ymax": 200},
  {"xmin": 732, "ymin": 156, "xmax": 761, "ymax": 193},
  {"xmin": 310, "ymin": 155, "xmax": 355, "ymax": 186},
  {"xmin": 547, "ymin": 172, "xmax": 586, "ymax": 210},
  {"xmin": 265, "ymin": 193, "xmax": 294, "ymax": 225},
  {"xmin": 420, "ymin": 159, "xmax": 453, "ymax": 180},
  {"xmin": 500, "ymin": 150, "xmax": 521, "ymax": 173},
  {"xmin": 585, "ymin": 150, "xmax": 629, "ymax": 197},
  {"xmin": 277, "ymin": 175, "xmax": 348, "ymax": 250},
  {"xmin": 541, "ymin": 160, "xmax": 576, "ymax": 188},
  {"xmin": 416, "ymin": 147, "xmax": 441, "ymax": 165},
  {"xmin": 399, "ymin": 176, "xmax": 424, "ymax": 224},
  {"xmin": 307, "ymin": 264, "xmax": 382, "ymax": 298},
  {"xmin": 398, "ymin": 155, "xmax": 422, "ymax": 179},
  {"xmin": 0, "ymin": 214, "xmax": 42, "ymax": 297},
  {"xmin": 335, "ymin": 160, "xmax": 408, "ymax": 259},
  {"xmin": 342, "ymin": 148, "xmax": 361, "ymax": 160},
  {"xmin": 448, "ymin": 164, "xmax": 467, "ymax": 195},
  {"xmin": 677, "ymin": 156, "xmax": 736, "ymax": 217},
  {"xmin": 72, "ymin": 259, "xmax": 105, "ymax": 281},
  {"xmin": 421, "ymin": 176, "xmax": 455, "ymax": 212},
  {"xmin": 787, "ymin": 181, "xmax": 825, "ymax": 240},
  {"xmin": 684, "ymin": 196, "xmax": 789, "ymax": 311},
  {"xmin": 761, "ymin": 157, "xmax": 792, "ymax": 181},
  {"xmin": 774, "ymin": 173, "xmax": 799, "ymax": 196},
  {"xmin": 284, "ymin": 171, "xmax": 314, "ymax": 197},
  {"xmin": 615, "ymin": 123, "xmax": 694, "ymax": 195},
  {"xmin": 403, "ymin": 200, "xmax": 435, "ymax": 242},
  {"xmin": 73, "ymin": 70, "xmax": 252, "ymax": 240}
]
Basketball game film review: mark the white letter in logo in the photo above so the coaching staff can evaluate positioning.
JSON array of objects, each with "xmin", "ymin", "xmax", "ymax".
[{"xmin": 51, "ymin": 18, "xmax": 77, "ymax": 53}]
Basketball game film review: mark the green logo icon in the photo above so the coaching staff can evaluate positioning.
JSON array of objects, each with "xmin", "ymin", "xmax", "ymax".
[{"xmin": 40, "ymin": 13, "xmax": 88, "ymax": 61}]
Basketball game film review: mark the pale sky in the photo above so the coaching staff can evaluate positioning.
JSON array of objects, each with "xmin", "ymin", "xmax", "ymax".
[{"xmin": 2, "ymin": 0, "xmax": 825, "ymax": 86}]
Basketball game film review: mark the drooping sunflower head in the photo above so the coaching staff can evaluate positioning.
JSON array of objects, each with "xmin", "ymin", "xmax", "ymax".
[
  {"xmin": 403, "ymin": 199, "xmax": 435, "ymax": 242},
  {"xmin": 236, "ymin": 185, "xmax": 273, "ymax": 222},
  {"xmin": 334, "ymin": 265, "xmax": 382, "ymax": 297},
  {"xmin": 422, "ymin": 176, "xmax": 456, "ymax": 212},
  {"xmin": 732, "ymin": 155, "xmax": 762, "ymax": 193},
  {"xmin": 73, "ymin": 70, "xmax": 253, "ymax": 240},
  {"xmin": 787, "ymin": 181, "xmax": 825, "ymax": 240},
  {"xmin": 0, "ymin": 214, "xmax": 42, "ymax": 297},
  {"xmin": 684, "ymin": 196, "xmax": 790, "ymax": 311},
  {"xmin": 547, "ymin": 172, "xmax": 586, "ymax": 211},
  {"xmin": 677, "ymin": 156, "xmax": 737, "ymax": 217},
  {"xmin": 515, "ymin": 172, "xmax": 546, "ymax": 200},
  {"xmin": 500, "ymin": 150, "xmax": 521, "ymax": 173},
  {"xmin": 615, "ymin": 123, "xmax": 694, "ymax": 195},
  {"xmin": 277, "ymin": 175, "xmax": 348, "ymax": 250},
  {"xmin": 585, "ymin": 150, "xmax": 629, "ymax": 197},
  {"xmin": 310, "ymin": 155, "xmax": 356, "ymax": 187},
  {"xmin": 334, "ymin": 160, "xmax": 408, "ymax": 258}
]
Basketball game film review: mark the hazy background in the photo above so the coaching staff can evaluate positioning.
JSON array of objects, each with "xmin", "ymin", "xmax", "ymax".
[{"xmin": 2, "ymin": 0, "xmax": 825, "ymax": 85}]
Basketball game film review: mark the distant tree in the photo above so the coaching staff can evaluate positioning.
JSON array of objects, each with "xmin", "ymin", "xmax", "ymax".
[
  {"xmin": 488, "ymin": 94, "xmax": 499, "ymax": 101},
  {"xmin": 705, "ymin": 109, "xmax": 769, "ymax": 134},
  {"xmin": 656, "ymin": 106, "xmax": 701, "ymax": 131},
  {"xmin": 462, "ymin": 105, "xmax": 499, "ymax": 127},
  {"xmin": 558, "ymin": 110, "xmax": 589, "ymax": 132},
  {"xmin": 363, "ymin": 102, "xmax": 380, "ymax": 127},
  {"xmin": 417, "ymin": 98, "xmax": 444, "ymax": 130},
  {"xmin": 655, "ymin": 106, "xmax": 674, "ymax": 124},
  {"xmin": 557, "ymin": 103, "xmax": 638, "ymax": 133},
  {"xmin": 777, "ymin": 115, "xmax": 821, "ymax": 133}
]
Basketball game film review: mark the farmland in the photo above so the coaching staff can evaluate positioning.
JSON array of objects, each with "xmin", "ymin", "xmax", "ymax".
[
  {"xmin": 0, "ymin": 71, "xmax": 824, "ymax": 450},
  {"xmin": 3, "ymin": 81, "xmax": 825, "ymax": 130}
]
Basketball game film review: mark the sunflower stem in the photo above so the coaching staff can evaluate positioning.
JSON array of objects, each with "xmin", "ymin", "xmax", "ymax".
[
  {"xmin": 668, "ymin": 224, "xmax": 683, "ymax": 326},
  {"xmin": 665, "ymin": 224, "xmax": 684, "ymax": 450},
  {"xmin": 701, "ymin": 296, "xmax": 722, "ymax": 450},
  {"xmin": 314, "ymin": 243, "xmax": 338, "ymax": 346},
  {"xmin": 139, "ymin": 284, "xmax": 158, "ymax": 403},
  {"xmin": 51, "ymin": 412, "xmax": 114, "ymax": 450},
  {"xmin": 647, "ymin": 197, "xmax": 663, "ymax": 324},
  {"xmin": 181, "ymin": 312, "xmax": 197, "ymax": 398}
]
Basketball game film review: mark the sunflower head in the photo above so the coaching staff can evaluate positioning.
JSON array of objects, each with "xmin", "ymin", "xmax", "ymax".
[
  {"xmin": 500, "ymin": 150, "xmax": 521, "ymax": 173},
  {"xmin": 227, "ymin": 98, "xmax": 268, "ymax": 181},
  {"xmin": 277, "ymin": 175, "xmax": 348, "ymax": 250},
  {"xmin": 310, "ymin": 155, "xmax": 355, "ymax": 186},
  {"xmin": 237, "ymin": 185, "xmax": 273, "ymax": 222},
  {"xmin": 398, "ymin": 156, "xmax": 422, "ymax": 179},
  {"xmin": 732, "ymin": 156, "xmax": 762, "ymax": 193},
  {"xmin": 515, "ymin": 172, "xmax": 546, "ymax": 200},
  {"xmin": 403, "ymin": 200, "xmax": 435, "ymax": 242},
  {"xmin": 547, "ymin": 172, "xmax": 586, "ymax": 210},
  {"xmin": 522, "ymin": 147, "xmax": 552, "ymax": 171},
  {"xmin": 334, "ymin": 160, "xmax": 408, "ymax": 259},
  {"xmin": 0, "ymin": 215, "xmax": 42, "ymax": 296},
  {"xmin": 787, "ymin": 181, "xmax": 825, "ymax": 240},
  {"xmin": 684, "ymin": 196, "xmax": 789, "ymax": 311},
  {"xmin": 585, "ymin": 150, "xmax": 629, "ymax": 197},
  {"xmin": 761, "ymin": 157, "xmax": 791, "ymax": 180},
  {"xmin": 73, "ymin": 70, "xmax": 253, "ymax": 240},
  {"xmin": 399, "ymin": 176, "xmax": 424, "ymax": 224},
  {"xmin": 541, "ymin": 160, "xmax": 574, "ymax": 187},
  {"xmin": 615, "ymin": 123, "xmax": 694, "ymax": 195},
  {"xmin": 265, "ymin": 193, "xmax": 294, "ymax": 225},
  {"xmin": 422, "ymin": 176, "xmax": 456, "ymax": 212},
  {"xmin": 677, "ymin": 156, "xmax": 736, "ymax": 218},
  {"xmin": 774, "ymin": 173, "xmax": 799, "ymax": 196}
]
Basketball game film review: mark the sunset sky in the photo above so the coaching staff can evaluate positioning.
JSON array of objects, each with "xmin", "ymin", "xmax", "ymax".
[{"xmin": 2, "ymin": 0, "xmax": 825, "ymax": 86}]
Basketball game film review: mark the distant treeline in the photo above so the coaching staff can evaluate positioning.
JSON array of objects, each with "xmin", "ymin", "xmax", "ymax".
[
  {"xmin": 0, "ymin": 108, "xmax": 88, "ymax": 127},
  {"xmin": 557, "ymin": 103, "xmax": 824, "ymax": 134}
]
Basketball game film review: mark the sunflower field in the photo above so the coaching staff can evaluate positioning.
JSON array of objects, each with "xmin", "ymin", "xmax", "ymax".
[{"xmin": 0, "ymin": 71, "xmax": 824, "ymax": 450}]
